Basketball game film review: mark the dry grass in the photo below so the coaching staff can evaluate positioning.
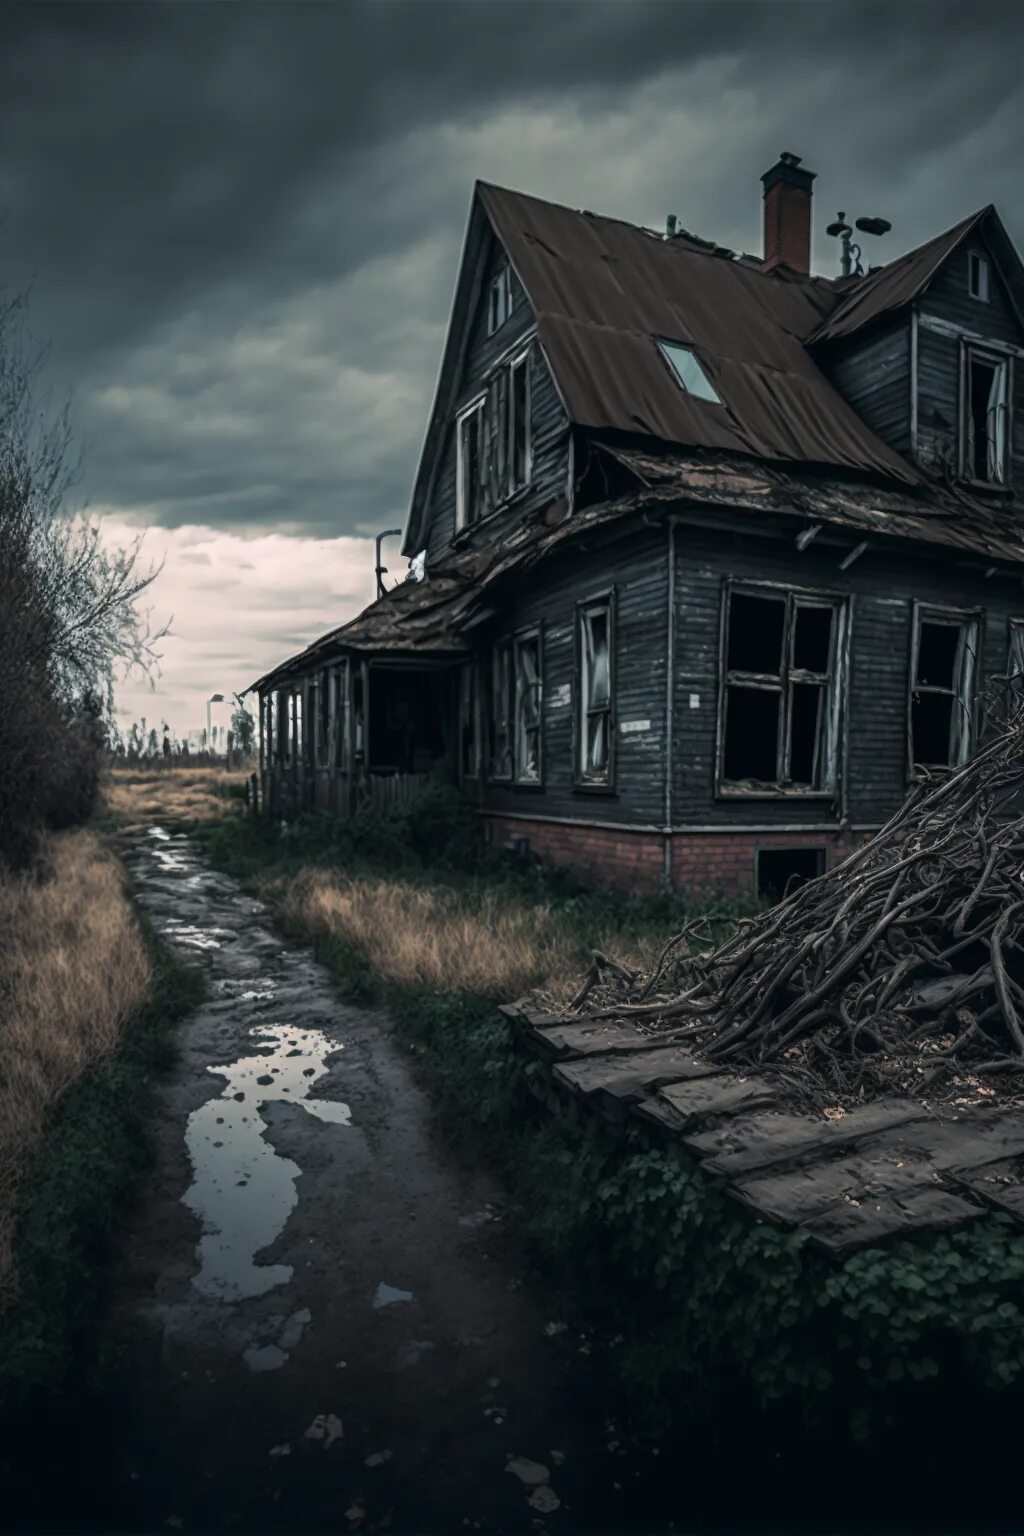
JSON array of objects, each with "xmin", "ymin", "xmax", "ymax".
[
  {"xmin": 103, "ymin": 765, "xmax": 249, "ymax": 829},
  {"xmin": 283, "ymin": 869, "xmax": 579, "ymax": 998},
  {"xmin": 0, "ymin": 830, "xmax": 151, "ymax": 1305}
]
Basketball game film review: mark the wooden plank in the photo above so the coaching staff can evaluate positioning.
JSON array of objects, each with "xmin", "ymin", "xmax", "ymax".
[
  {"xmin": 949, "ymin": 1160, "xmax": 1024, "ymax": 1224},
  {"xmin": 531, "ymin": 1021, "xmax": 676, "ymax": 1060},
  {"xmin": 733, "ymin": 1113, "xmax": 1024, "ymax": 1227},
  {"xmin": 803, "ymin": 1187, "xmax": 984, "ymax": 1258},
  {"xmin": 690, "ymin": 1099, "xmax": 930, "ymax": 1179},
  {"xmin": 552, "ymin": 1046, "xmax": 720, "ymax": 1114},
  {"xmin": 634, "ymin": 1095, "xmax": 688, "ymax": 1134},
  {"xmin": 660, "ymin": 1076, "xmax": 778, "ymax": 1132}
]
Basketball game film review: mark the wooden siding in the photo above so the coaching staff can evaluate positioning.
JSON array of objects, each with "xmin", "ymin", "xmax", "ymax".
[
  {"xmin": 670, "ymin": 520, "xmax": 1024, "ymax": 830},
  {"xmin": 916, "ymin": 241, "xmax": 1024, "ymax": 484},
  {"xmin": 821, "ymin": 319, "xmax": 911, "ymax": 456},
  {"xmin": 480, "ymin": 527, "xmax": 668, "ymax": 828},
  {"xmin": 424, "ymin": 234, "xmax": 570, "ymax": 561}
]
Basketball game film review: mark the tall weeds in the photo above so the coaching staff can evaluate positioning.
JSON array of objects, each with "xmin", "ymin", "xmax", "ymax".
[{"xmin": 0, "ymin": 830, "xmax": 150, "ymax": 1305}]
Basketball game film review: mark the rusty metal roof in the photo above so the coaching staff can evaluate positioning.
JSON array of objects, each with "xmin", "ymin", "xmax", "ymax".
[
  {"xmin": 809, "ymin": 209, "xmax": 989, "ymax": 343},
  {"xmin": 477, "ymin": 182, "xmax": 918, "ymax": 486}
]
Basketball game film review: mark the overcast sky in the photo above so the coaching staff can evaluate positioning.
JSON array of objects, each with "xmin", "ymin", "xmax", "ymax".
[{"xmin": 2, "ymin": 0, "xmax": 1022, "ymax": 738}]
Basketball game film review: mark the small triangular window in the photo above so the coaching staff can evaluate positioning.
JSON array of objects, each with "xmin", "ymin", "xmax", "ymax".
[{"xmin": 657, "ymin": 340, "xmax": 721, "ymax": 404}]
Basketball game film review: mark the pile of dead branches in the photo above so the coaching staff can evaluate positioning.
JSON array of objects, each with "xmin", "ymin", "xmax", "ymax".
[{"xmin": 567, "ymin": 701, "xmax": 1024, "ymax": 1108}]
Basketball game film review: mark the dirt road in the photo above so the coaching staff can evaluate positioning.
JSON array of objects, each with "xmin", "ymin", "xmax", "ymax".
[{"xmin": 44, "ymin": 827, "xmax": 664, "ymax": 1534}]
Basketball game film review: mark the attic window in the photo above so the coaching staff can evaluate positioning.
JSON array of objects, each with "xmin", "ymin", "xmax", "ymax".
[
  {"xmin": 968, "ymin": 251, "xmax": 990, "ymax": 303},
  {"xmin": 657, "ymin": 341, "xmax": 721, "ymax": 404},
  {"xmin": 487, "ymin": 264, "xmax": 512, "ymax": 336},
  {"xmin": 961, "ymin": 346, "xmax": 1010, "ymax": 486}
]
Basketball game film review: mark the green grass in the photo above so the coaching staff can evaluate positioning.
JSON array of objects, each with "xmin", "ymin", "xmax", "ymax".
[{"xmin": 0, "ymin": 921, "xmax": 205, "ymax": 1416}]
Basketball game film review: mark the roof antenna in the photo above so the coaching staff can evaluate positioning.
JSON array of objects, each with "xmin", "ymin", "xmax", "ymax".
[
  {"xmin": 666, "ymin": 214, "xmax": 678, "ymax": 237},
  {"xmin": 375, "ymin": 528, "xmax": 402, "ymax": 598},
  {"xmin": 826, "ymin": 210, "xmax": 892, "ymax": 277}
]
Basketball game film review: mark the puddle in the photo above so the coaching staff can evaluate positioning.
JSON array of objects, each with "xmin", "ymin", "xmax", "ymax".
[
  {"xmin": 183, "ymin": 1023, "xmax": 351, "ymax": 1300},
  {"xmin": 373, "ymin": 1282, "xmax": 414, "ymax": 1309},
  {"xmin": 242, "ymin": 1305, "xmax": 312, "ymax": 1372}
]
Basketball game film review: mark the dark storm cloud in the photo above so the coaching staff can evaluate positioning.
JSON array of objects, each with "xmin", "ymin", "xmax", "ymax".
[{"xmin": 2, "ymin": 0, "xmax": 1022, "ymax": 537}]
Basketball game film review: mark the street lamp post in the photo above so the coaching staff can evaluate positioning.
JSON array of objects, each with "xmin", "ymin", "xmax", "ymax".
[{"xmin": 207, "ymin": 693, "xmax": 224, "ymax": 755}]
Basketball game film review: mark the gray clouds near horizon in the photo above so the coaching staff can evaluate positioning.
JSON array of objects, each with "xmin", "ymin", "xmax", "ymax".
[{"xmin": 2, "ymin": 0, "xmax": 1022, "ymax": 732}]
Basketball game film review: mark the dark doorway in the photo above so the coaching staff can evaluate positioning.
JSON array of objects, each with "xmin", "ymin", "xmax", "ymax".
[{"xmin": 756, "ymin": 846, "xmax": 825, "ymax": 902}]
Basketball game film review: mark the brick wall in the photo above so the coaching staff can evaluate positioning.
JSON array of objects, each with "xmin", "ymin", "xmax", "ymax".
[{"xmin": 483, "ymin": 815, "xmax": 873, "ymax": 895}]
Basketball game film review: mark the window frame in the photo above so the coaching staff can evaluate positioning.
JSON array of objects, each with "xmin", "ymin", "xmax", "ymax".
[
  {"xmin": 507, "ymin": 345, "xmax": 533, "ymax": 497},
  {"xmin": 968, "ymin": 250, "xmax": 990, "ymax": 303},
  {"xmin": 458, "ymin": 660, "xmax": 483, "ymax": 783},
  {"xmin": 512, "ymin": 625, "xmax": 543, "ymax": 787},
  {"xmin": 486, "ymin": 263, "xmax": 512, "ymax": 337},
  {"xmin": 573, "ymin": 589, "xmax": 617, "ymax": 791},
  {"xmin": 907, "ymin": 601, "xmax": 982, "ymax": 779},
  {"xmin": 959, "ymin": 340, "xmax": 1013, "ymax": 489},
  {"xmin": 455, "ymin": 393, "xmax": 487, "ymax": 531},
  {"xmin": 1008, "ymin": 619, "xmax": 1024, "ymax": 712},
  {"xmin": 656, "ymin": 338, "xmax": 722, "ymax": 405},
  {"xmin": 488, "ymin": 639, "xmax": 513, "ymax": 781},
  {"xmin": 715, "ymin": 579, "xmax": 849, "ymax": 799}
]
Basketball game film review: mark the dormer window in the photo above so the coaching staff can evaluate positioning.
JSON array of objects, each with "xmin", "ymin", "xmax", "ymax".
[
  {"xmin": 968, "ymin": 251, "xmax": 990, "ymax": 303},
  {"xmin": 455, "ymin": 347, "xmax": 532, "ymax": 533},
  {"xmin": 657, "ymin": 340, "xmax": 722, "ymax": 404},
  {"xmin": 961, "ymin": 345, "xmax": 1010, "ymax": 486},
  {"xmin": 487, "ymin": 264, "xmax": 512, "ymax": 336}
]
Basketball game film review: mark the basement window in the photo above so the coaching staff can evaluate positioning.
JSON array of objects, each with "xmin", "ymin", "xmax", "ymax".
[
  {"xmin": 962, "ymin": 346, "xmax": 1010, "ymax": 486},
  {"xmin": 657, "ymin": 340, "xmax": 722, "ymax": 404},
  {"xmin": 968, "ymin": 251, "xmax": 990, "ymax": 302},
  {"xmin": 576, "ymin": 596, "xmax": 615, "ymax": 786},
  {"xmin": 909, "ymin": 606, "xmax": 978, "ymax": 772},
  {"xmin": 487, "ymin": 263, "xmax": 512, "ymax": 336},
  {"xmin": 513, "ymin": 630, "xmax": 543, "ymax": 784},
  {"xmin": 718, "ymin": 584, "xmax": 846, "ymax": 795},
  {"xmin": 757, "ymin": 847, "xmax": 825, "ymax": 903}
]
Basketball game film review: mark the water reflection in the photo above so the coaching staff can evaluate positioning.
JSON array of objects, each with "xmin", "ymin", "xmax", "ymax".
[{"xmin": 184, "ymin": 1021, "xmax": 351, "ymax": 1300}]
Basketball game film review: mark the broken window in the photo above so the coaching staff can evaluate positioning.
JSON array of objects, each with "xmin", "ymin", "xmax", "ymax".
[
  {"xmin": 456, "ymin": 397, "xmax": 486, "ymax": 529},
  {"xmin": 508, "ymin": 349, "xmax": 530, "ymax": 492},
  {"xmin": 292, "ymin": 691, "xmax": 303, "ymax": 770},
  {"xmin": 757, "ymin": 847, "xmax": 825, "ymax": 903},
  {"xmin": 910, "ymin": 608, "xmax": 978, "ymax": 771},
  {"xmin": 577, "ymin": 598, "xmax": 613, "ymax": 785},
  {"xmin": 487, "ymin": 263, "xmax": 512, "ymax": 336},
  {"xmin": 719, "ymin": 585, "xmax": 845, "ymax": 793},
  {"xmin": 514, "ymin": 631, "xmax": 542, "ymax": 784},
  {"xmin": 968, "ymin": 251, "xmax": 990, "ymax": 302},
  {"xmin": 489, "ymin": 641, "xmax": 512, "ymax": 780},
  {"xmin": 963, "ymin": 347, "xmax": 1010, "ymax": 485},
  {"xmin": 1008, "ymin": 620, "xmax": 1024, "ymax": 713},
  {"xmin": 459, "ymin": 663, "xmax": 482, "ymax": 781},
  {"xmin": 657, "ymin": 340, "xmax": 722, "ymax": 404}
]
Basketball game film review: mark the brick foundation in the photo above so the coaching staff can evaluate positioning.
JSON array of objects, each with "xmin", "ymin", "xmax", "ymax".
[{"xmin": 483, "ymin": 815, "xmax": 873, "ymax": 895}]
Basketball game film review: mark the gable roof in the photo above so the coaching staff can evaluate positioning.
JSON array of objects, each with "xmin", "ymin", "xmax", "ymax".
[
  {"xmin": 809, "ymin": 209, "xmax": 988, "ymax": 343},
  {"xmin": 404, "ymin": 181, "xmax": 922, "ymax": 554}
]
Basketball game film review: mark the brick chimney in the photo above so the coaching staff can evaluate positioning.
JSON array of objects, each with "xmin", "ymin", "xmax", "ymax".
[{"xmin": 761, "ymin": 151, "xmax": 815, "ymax": 274}]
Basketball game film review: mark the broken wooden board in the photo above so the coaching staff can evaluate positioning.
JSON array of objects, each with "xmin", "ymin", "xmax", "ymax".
[
  {"xmin": 732, "ymin": 1112, "xmax": 1024, "ymax": 1226},
  {"xmin": 552, "ymin": 1045, "xmax": 720, "ymax": 1117},
  {"xmin": 948, "ymin": 1159, "xmax": 1024, "ymax": 1222},
  {"xmin": 689, "ymin": 1099, "xmax": 930, "ymax": 1179},
  {"xmin": 529, "ymin": 1020, "xmax": 676, "ymax": 1060},
  {"xmin": 802, "ymin": 1186, "xmax": 984, "ymax": 1258},
  {"xmin": 656, "ymin": 1075, "xmax": 778, "ymax": 1132}
]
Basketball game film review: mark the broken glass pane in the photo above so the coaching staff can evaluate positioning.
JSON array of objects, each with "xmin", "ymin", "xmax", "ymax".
[
  {"xmin": 723, "ymin": 686, "xmax": 779, "ymax": 782},
  {"xmin": 728, "ymin": 593, "xmax": 785, "ymax": 675},
  {"xmin": 586, "ymin": 714, "xmax": 608, "ymax": 774},
  {"xmin": 584, "ymin": 609, "xmax": 610, "ymax": 708},
  {"xmin": 510, "ymin": 356, "xmax": 529, "ymax": 490},
  {"xmin": 790, "ymin": 683, "xmax": 826, "ymax": 786},
  {"xmin": 912, "ymin": 691, "xmax": 954, "ymax": 767},
  {"xmin": 916, "ymin": 622, "xmax": 960, "ymax": 688},
  {"xmin": 515, "ymin": 638, "xmax": 541, "ymax": 782},
  {"xmin": 658, "ymin": 341, "xmax": 721, "ymax": 404},
  {"xmin": 792, "ymin": 605, "xmax": 834, "ymax": 674}
]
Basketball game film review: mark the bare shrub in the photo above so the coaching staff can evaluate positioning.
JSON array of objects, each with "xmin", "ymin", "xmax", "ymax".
[
  {"xmin": 283, "ymin": 870, "xmax": 575, "ymax": 999},
  {"xmin": 0, "ymin": 830, "xmax": 151, "ymax": 1305}
]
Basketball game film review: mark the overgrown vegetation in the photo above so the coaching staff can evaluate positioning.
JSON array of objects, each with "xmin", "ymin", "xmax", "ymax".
[
  {"xmin": 0, "ymin": 292, "xmax": 159, "ymax": 867},
  {"xmin": 0, "ymin": 839, "xmax": 203, "ymax": 1411}
]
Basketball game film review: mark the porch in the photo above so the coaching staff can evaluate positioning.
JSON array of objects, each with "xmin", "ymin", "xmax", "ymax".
[{"xmin": 257, "ymin": 653, "xmax": 465, "ymax": 821}]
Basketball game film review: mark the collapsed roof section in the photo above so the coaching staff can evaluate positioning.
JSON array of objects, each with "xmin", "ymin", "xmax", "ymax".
[{"xmin": 252, "ymin": 446, "xmax": 1024, "ymax": 695}]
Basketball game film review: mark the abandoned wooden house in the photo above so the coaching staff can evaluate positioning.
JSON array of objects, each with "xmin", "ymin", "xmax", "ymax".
[{"xmin": 251, "ymin": 152, "xmax": 1024, "ymax": 896}]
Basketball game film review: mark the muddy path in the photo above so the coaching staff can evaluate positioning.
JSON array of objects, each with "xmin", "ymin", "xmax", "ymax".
[{"xmin": 34, "ymin": 828, "xmax": 673, "ymax": 1535}]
